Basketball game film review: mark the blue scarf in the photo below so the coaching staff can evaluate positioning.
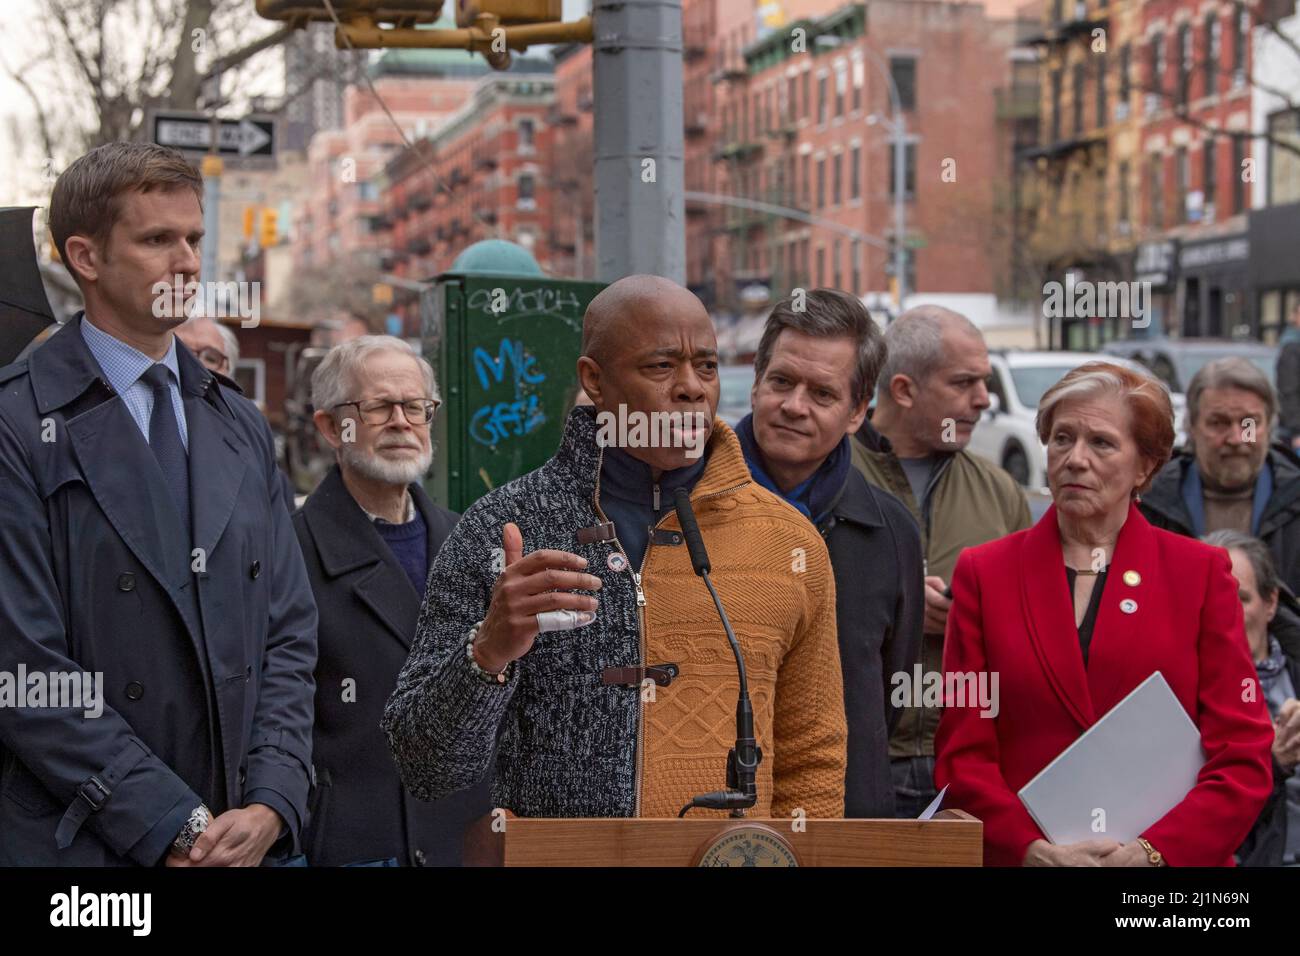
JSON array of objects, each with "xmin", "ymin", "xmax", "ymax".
[
  {"xmin": 734, "ymin": 412, "xmax": 851, "ymax": 524},
  {"xmin": 1180, "ymin": 457, "xmax": 1273, "ymax": 537}
]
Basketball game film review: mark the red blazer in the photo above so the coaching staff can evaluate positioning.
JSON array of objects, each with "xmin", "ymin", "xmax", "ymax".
[{"xmin": 934, "ymin": 502, "xmax": 1274, "ymax": 866}]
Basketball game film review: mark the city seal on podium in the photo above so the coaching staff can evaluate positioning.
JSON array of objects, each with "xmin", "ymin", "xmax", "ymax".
[{"xmin": 693, "ymin": 823, "xmax": 799, "ymax": 867}]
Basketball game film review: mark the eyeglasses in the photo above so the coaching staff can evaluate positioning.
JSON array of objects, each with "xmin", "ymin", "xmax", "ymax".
[
  {"xmin": 196, "ymin": 347, "xmax": 230, "ymax": 375},
  {"xmin": 332, "ymin": 398, "xmax": 441, "ymax": 426}
]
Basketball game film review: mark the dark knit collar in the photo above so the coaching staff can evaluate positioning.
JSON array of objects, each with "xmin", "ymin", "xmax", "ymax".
[
  {"xmin": 599, "ymin": 443, "xmax": 711, "ymax": 506},
  {"xmin": 551, "ymin": 404, "xmax": 751, "ymax": 500}
]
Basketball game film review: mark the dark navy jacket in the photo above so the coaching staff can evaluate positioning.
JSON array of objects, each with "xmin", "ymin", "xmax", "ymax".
[
  {"xmin": 293, "ymin": 466, "xmax": 491, "ymax": 866},
  {"xmin": 0, "ymin": 316, "xmax": 318, "ymax": 865}
]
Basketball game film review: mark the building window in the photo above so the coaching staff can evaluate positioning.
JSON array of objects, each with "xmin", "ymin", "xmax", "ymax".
[
  {"xmin": 1073, "ymin": 62, "xmax": 1085, "ymax": 136},
  {"xmin": 1095, "ymin": 168, "xmax": 1106, "ymax": 240},
  {"xmin": 754, "ymin": 92, "xmax": 763, "ymax": 135},
  {"xmin": 802, "ymin": 154, "xmax": 811, "ymax": 206},
  {"xmin": 1096, "ymin": 56, "xmax": 1107, "ymax": 128},
  {"xmin": 518, "ymin": 118, "xmax": 535, "ymax": 152},
  {"xmin": 1151, "ymin": 31, "xmax": 1165, "ymax": 98},
  {"xmin": 1118, "ymin": 159, "xmax": 1130, "ymax": 229},
  {"xmin": 788, "ymin": 76, "xmax": 798, "ymax": 123},
  {"xmin": 1051, "ymin": 69, "xmax": 1062, "ymax": 142},
  {"xmin": 832, "ymin": 153, "xmax": 842, "ymax": 205},
  {"xmin": 1232, "ymin": 136, "xmax": 1246, "ymax": 212},
  {"xmin": 1202, "ymin": 139, "xmax": 1217, "ymax": 219},
  {"xmin": 1149, "ymin": 153, "xmax": 1164, "ymax": 227},
  {"xmin": 818, "ymin": 74, "xmax": 828, "ymax": 124},
  {"xmin": 1269, "ymin": 109, "xmax": 1300, "ymax": 205},
  {"xmin": 1069, "ymin": 171, "xmax": 1083, "ymax": 236},
  {"xmin": 1175, "ymin": 146, "xmax": 1189, "ymax": 223},
  {"xmin": 518, "ymin": 172, "xmax": 536, "ymax": 210},
  {"xmin": 802, "ymin": 71, "xmax": 811, "ymax": 119},
  {"xmin": 1233, "ymin": 2, "xmax": 1248, "ymax": 78},
  {"xmin": 1118, "ymin": 44, "xmax": 1131, "ymax": 110},
  {"xmin": 851, "ymin": 57, "xmax": 862, "ymax": 112},
  {"xmin": 817, "ymin": 157, "xmax": 826, "ymax": 208},
  {"xmin": 1205, "ymin": 16, "xmax": 1220, "ymax": 97},
  {"xmin": 816, "ymin": 246, "xmax": 825, "ymax": 286},
  {"xmin": 851, "ymin": 239, "xmax": 861, "ymax": 294},
  {"xmin": 1177, "ymin": 24, "xmax": 1191, "ymax": 107},
  {"xmin": 890, "ymin": 56, "xmax": 917, "ymax": 111},
  {"xmin": 834, "ymin": 61, "xmax": 847, "ymax": 118},
  {"xmin": 889, "ymin": 142, "xmax": 917, "ymax": 200},
  {"xmin": 850, "ymin": 144, "xmax": 861, "ymax": 200},
  {"xmin": 832, "ymin": 238, "xmax": 842, "ymax": 290},
  {"xmin": 233, "ymin": 358, "xmax": 266, "ymax": 408}
]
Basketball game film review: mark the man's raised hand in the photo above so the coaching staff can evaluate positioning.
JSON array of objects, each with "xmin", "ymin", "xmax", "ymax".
[{"xmin": 471, "ymin": 522, "xmax": 602, "ymax": 674}]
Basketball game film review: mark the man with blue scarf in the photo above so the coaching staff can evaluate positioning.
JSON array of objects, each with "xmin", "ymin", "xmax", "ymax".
[
  {"xmin": 736, "ymin": 289, "xmax": 924, "ymax": 818},
  {"xmin": 1141, "ymin": 357, "xmax": 1300, "ymax": 611}
]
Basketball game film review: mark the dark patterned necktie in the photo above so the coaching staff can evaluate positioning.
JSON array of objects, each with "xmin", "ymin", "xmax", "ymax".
[{"xmin": 140, "ymin": 363, "xmax": 191, "ymax": 541}]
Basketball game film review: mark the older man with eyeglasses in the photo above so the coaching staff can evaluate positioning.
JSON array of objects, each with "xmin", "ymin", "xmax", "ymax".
[
  {"xmin": 290, "ymin": 335, "xmax": 490, "ymax": 866},
  {"xmin": 175, "ymin": 315, "xmax": 239, "ymax": 377}
]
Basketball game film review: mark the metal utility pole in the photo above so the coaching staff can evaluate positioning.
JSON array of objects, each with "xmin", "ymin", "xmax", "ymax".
[{"xmin": 592, "ymin": 0, "xmax": 686, "ymax": 283}]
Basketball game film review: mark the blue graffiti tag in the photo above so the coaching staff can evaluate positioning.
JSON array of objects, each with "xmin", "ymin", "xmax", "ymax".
[{"xmin": 469, "ymin": 338, "xmax": 547, "ymax": 447}]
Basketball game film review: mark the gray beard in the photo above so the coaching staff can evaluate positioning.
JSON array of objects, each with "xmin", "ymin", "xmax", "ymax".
[{"xmin": 339, "ymin": 440, "xmax": 432, "ymax": 486}]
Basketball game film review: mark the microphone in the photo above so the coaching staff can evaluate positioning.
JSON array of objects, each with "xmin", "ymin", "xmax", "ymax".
[{"xmin": 673, "ymin": 487, "xmax": 762, "ymax": 818}]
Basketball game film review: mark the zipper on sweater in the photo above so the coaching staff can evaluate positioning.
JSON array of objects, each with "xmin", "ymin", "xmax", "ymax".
[{"xmin": 592, "ymin": 451, "xmax": 647, "ymax": 817}]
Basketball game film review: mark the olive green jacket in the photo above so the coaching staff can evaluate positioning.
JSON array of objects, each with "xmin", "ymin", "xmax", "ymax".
[{"xmin": 852, "ymin": 421, "xmax": 1032, "ymax": 759}]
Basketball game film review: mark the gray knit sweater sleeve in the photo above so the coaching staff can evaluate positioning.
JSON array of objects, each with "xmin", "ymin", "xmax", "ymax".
[{"xmin": 381, "ymin": 500, "xmax": 519, "ymax": 803}]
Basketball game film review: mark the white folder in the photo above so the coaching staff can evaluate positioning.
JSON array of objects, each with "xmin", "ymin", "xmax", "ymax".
[{"xmin": 1017, "ymin": 671, "xmax": 1205, "ymax": 845}]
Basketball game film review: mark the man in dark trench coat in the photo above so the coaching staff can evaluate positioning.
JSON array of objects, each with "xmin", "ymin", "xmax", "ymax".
[{"xmin": 0, "ymin": 142, "xmax": 318, "ymax": 866}]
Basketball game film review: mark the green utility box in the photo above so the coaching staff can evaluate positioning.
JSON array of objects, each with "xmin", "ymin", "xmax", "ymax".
[{"xmin": 422, "ymin": 241, "xmax": 604, "ymax": 512}]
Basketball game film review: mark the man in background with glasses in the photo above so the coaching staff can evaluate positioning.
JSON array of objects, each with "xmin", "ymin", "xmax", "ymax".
[
  {"xmin": 291, "ymin": 335, "xmax": 490, "ymax": 866},
  {"xmin": 176, "ymin": 315, "xmax": 239, "ymax": 378}
]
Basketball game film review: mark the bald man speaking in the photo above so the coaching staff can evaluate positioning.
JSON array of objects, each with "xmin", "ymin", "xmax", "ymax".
[{"xmin": 384, "ymin": 275, "xmax": 846, "ymax": 822}]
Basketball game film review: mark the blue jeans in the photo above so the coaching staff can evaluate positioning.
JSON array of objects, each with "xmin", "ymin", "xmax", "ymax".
[{"xmin": 891, "ymin": 755, "xmax": 938, "ymax": 819}]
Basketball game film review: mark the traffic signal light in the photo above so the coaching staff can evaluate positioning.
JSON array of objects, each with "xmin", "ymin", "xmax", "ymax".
[
  {"xmin": 455, "ymin": 0, "xmax": 561, "ymax": 27},
  {"xmin": 254, "ymin": 1, "xmax": 444, "ymax": 23},
  {"xmin": 255, "ymin": 0, "xmax": 589, "ymax": 70},
  {"xmin": 243, "ymin": 206, "xmax": 256, "ymax": 242},
  {"xmin": 260, "ymin": 208, "xmax": 279, "ymax": 248}
]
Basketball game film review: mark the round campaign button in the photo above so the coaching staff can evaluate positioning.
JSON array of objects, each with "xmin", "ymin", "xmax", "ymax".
[
  {"xmin": 607, "ymin": 552, "xmax": 628, "ymax": 573},
  {"xmin": 1120, "ymin": 598, "xmax": 1138, "ymax": 614},
  {"xmin": 1122, "ymin": 570, "xmax": 1141, "ymax": 586}
]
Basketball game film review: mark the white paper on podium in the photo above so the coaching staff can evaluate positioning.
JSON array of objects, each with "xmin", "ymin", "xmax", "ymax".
[
  {"xmin": 1017, "ymin": 671, "xmax": 1205, "ymax": 845},
  {"xmin": 918, "ymin": 784, "xmax": 948, "ymax": 820}
]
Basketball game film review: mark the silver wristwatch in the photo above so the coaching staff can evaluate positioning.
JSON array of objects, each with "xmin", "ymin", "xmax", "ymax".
[{"xmin": 170, "ymin": 804, "xmax": 212, "ymax": 857}]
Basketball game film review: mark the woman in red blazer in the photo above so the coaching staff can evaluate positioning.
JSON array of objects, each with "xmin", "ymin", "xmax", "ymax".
[{"xmin": 935, "ymin": 362, "xmax": 1274, "ymax": 866}]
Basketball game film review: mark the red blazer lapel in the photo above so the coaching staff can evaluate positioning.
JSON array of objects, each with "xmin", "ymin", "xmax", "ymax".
[
  {"xmin": 1020, "ymin": 505, "xmax": 1095, "ymax": 731},
  {"xmin": 1086, "ymin": 502, "xmax": 1159, "ymax": 712}
]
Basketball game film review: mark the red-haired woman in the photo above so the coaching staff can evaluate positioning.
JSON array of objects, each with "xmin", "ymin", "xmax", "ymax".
[{"xmin": 935, "ymin": 362, "xmax": 1274, "ymax": 866}]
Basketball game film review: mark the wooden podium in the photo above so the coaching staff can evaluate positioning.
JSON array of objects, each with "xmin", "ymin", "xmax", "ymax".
[{"xmin": 466, "ymin": 810, "xmax": 982, "ymax": 866}]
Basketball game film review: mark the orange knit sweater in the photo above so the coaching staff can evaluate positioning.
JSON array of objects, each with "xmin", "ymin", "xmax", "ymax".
[{"xmin": 637, "ymin": 420, "xmax": 847, "ymax": 819}]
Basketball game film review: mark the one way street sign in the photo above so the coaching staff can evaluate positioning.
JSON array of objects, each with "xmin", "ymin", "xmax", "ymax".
[{"xmin": 149, "ymin": 111, "xmax": 276, "ymax": 161}]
